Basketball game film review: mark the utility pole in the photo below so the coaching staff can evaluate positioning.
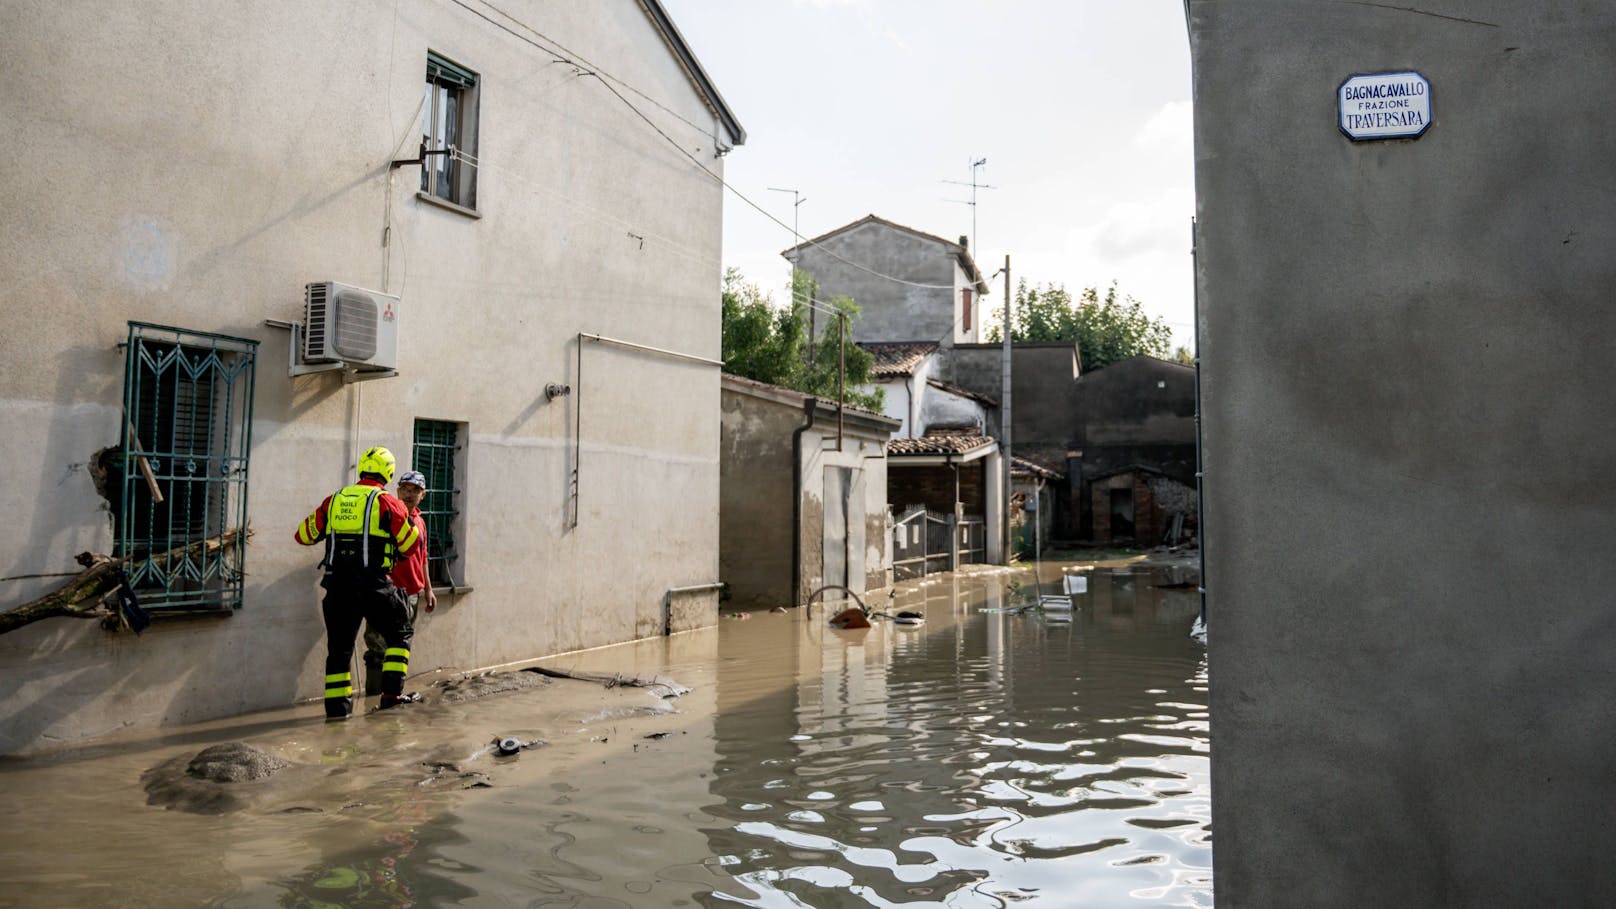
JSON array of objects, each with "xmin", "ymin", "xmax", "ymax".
[
  {"xmin": 837, "ymin": 310, "xmax": 845, "ymax": 452},
  {"xmin": 942, "ymin": 157, "xmax": 995, "ymax": 255},
  {"xmin": 768, "ymin": 187, "xmax": 811, "ymax": 343},
  {"xmin": 1000, "ymin": 254, "xmax": 1012, "ymax": 562}
]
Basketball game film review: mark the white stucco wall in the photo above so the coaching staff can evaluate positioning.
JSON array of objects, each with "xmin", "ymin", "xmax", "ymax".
[
  {"xmin": 919, "ymin": 387, "xmax": 989, "ymax": 436},
  {"xmin": 0, "ymin": 0, "xmax": 733, "ymax": 752},
  {"xmin": 799, "ymin": 428, "xmax": 893, "ymax": 603}
]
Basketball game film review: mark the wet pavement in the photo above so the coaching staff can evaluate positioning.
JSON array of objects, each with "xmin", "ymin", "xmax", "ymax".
[{"xmin": 0, "ymin": 562, "xmax": 1209, "ymax": 908}]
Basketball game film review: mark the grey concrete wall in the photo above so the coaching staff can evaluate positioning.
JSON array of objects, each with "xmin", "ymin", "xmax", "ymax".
[
  {"xmin": 947, "ymin": 343, "xmax": 1081, "ymax": 445},
  {"xmin": 789, "ymin": 223, "xmax": 962, "ymax": 345},
  {"xmin": 1189, "ymin": 3, "xmax": 1616, "ymax": 905},
  {"xmin": 719, "ymin": 387, "xmax": 800, "ymax": 609},
  {"xmin": 1065, "ymin": 357, "xmax": 1197, "ymax": 496},
  {"xmin": 0, "ymin": 0, "xmax": 730, "ymax": 753}
]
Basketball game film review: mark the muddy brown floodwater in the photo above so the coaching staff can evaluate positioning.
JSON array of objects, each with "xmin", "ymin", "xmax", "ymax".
[{"xmin": 0, "ymin": 562, "xmax": 1209, "ymax": 908}]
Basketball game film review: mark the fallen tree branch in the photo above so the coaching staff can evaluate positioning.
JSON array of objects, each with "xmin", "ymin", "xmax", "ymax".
[
  {"xmin": 524, "ymin": 665, "xmax": 690, "ymax": 699},
  {"xmin": 0, "ymin": 529, "xmax": 251, "ymax": 636}
]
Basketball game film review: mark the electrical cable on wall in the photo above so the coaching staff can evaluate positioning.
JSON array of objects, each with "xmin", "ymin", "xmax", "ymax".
[{"xmin": 444, "ymin": 0, "xmax": 964, "ymax": 292}]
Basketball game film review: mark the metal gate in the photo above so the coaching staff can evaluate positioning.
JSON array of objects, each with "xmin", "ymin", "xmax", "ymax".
[
  {"xmin": 958, "ymin": 516, "xmax": 986, "ymax": 564},
  {"xmin": 891, "ymin": 506, "xmax": 951, "ymax": 580}
]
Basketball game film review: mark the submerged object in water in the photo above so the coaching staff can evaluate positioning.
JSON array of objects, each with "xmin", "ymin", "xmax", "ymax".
[
  {"xmin": 829, "ymin": 607, "xmax": 871, "ymax": 629},
  {"xmin": 893, "ymin": 610, "xmax": 924, "ymax": 626}
]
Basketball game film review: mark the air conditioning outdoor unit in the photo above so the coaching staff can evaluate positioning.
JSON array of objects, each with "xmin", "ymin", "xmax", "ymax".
[{"xmin": 303, "ymin": 281, "xmax": 400, "ymax": 371}]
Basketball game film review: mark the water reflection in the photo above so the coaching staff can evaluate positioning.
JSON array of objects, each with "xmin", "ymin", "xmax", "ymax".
[
  {"xmin": 700, "ymin": 565, "xmax": 1211, "ymax": 907},
  {"xmin": 0, "ymin": 565, "xmax": 1208, "ymax": 908}
]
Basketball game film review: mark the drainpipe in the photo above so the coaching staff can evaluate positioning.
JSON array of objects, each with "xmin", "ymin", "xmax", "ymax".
[
  {"xmin": 905, "ymin": 375, "xmax": 916, "ymax": 438},
  {"xmin": 791, "ymin": 397, "xmax": 819, "ymax": 608}
]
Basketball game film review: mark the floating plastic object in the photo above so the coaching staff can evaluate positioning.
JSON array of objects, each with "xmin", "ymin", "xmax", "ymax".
[
  {"xmin": 496, "ymin": 737, "xmax": 523, "ymax": 756},
  {"xmin": 1190, "ymin": 615, "xmax": 1208, "ymax": 645},
  {"xmin": 1062, "ymin": 575, "xmax": 1088, "ymax": 595}
]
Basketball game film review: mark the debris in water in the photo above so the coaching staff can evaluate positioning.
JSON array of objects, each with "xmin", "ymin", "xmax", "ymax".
[
  {"xmin": 142, "ymin": 742, "xmax": 290, "ymax": 814},
  {"xmin": 434, "ymin": 669, "xmax": 553, "ymax": 703},
  {"xmin": 643, "ymin": 731, "xmax": 671, "ymax": 740},
  {"xmin": 828, "ymin": 607, "xmax": 870, "ymax": 629},
  {"xmin": 186, "ymin": 743, "xmax": 289, "ymax": 783},
  {"xmin": 525, "ymin": 665, "xmax": 691, "ymax": 699}
]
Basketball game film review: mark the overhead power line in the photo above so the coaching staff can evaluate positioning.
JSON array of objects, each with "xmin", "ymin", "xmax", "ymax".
[{"xmin": 444, "ymin": 0, "xmax": 962, "ymax": 292}]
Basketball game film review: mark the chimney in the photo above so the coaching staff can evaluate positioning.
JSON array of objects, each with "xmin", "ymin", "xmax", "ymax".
[{"xmin": 958, "ymin": 235, "xmax": 969, "ymax": 249}]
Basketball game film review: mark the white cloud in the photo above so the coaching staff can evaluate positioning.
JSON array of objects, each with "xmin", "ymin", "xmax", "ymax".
[{"xmin": 1133, "ymin": 100, "xmax": 1193, "ymax": 158}]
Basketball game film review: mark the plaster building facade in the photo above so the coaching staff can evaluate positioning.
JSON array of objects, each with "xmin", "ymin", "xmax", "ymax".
[
  {"xmin": 718, "ymin": 375, "xmax": 899, "ymax": 610},
  {"xmin": 1189, "ymin": 2, "xmax": 1616, "ymax": 905},
  {"xmin": 787, "ymin": 220, "xmax": 1008, "ymax": 570},
  {"xmin": 786, "ymin": 215, "xmax": 991, "ymax": 347},
  {"xmin": 0, "ymin": 0, "xmax": 743, "ymax": 754}
]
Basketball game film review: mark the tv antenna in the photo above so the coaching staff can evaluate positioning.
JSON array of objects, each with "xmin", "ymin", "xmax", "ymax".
[
  {"xmin": 942, "ymin": 157, "xmax": 995, "ymax": 254},
  {"xmin": 768, "ymin": 187, "xmax": 812, "ymax": 341}
]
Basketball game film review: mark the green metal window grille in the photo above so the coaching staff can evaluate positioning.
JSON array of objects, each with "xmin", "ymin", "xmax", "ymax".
[
  {"xmin": 412, "ymin": 419, "xmax": 461, "ymax": 587},
  {"xmin": 118, "ymin": 323, "xmax": 257, "ymax": 612}
]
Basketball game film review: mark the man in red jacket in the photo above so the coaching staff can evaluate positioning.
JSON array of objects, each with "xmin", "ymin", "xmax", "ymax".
[
  {"xmin": 363, "ymin": 470, "xmax": 436, "ymax": 695},
  {"xmin": 295, "ymin": 446, "xmax": 422, "ymax": 718}
]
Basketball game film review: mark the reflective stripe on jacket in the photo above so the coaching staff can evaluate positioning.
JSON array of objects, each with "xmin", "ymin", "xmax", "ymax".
[{"xmin": 295, "ymin": 479, "xmax": 420, "ymax": 573}]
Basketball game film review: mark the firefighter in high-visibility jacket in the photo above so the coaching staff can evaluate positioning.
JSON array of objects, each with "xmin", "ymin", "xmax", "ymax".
[{"xmin": 295, "ymin": 446, "xmax": 423, "ymax": 718}]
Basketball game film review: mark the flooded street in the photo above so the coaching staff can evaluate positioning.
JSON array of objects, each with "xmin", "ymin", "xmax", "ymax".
[{"xmin": 0, "ymin": 563, "xmax": 1209, "ymax": 908}]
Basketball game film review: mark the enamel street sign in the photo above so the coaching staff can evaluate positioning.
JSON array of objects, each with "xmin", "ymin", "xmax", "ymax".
[{"xmin": 1339, "ymin": 71, "xmax": 1431, "ymax": 140}]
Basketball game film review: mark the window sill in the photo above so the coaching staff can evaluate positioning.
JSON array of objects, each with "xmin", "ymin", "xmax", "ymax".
[
  {"xmin": 432, "ymin": 584, "xmax": 473, "ymax": 597},
  {"xmin": 415, "ymin": 191, "xmax": 481, "ymax": 219}
]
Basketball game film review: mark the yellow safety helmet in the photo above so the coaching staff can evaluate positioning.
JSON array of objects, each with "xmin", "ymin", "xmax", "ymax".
[{"xmin": 357, "ymin": 446, "xmax": 396, "ymax": 482}]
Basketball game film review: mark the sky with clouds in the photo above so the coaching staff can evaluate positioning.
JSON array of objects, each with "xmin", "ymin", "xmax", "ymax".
[{"xmin": 659, "ymin": 0, "xmax": 1196, "ymax": 348}]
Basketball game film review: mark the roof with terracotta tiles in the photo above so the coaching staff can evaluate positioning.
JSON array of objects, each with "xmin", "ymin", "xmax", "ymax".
[
  {"xmin": 887, "ymin": 432, "xmax": 996, "ymax": 457},
  {"xmin": 1011, "ymin": 456, "xmax": 1064, "ymax": 480},
  {"xmin": 926, "ymin": 378, "xmax": 997, "ymax": 407},
  {"xmin": 860, "ymin": 342, "xmax": 938, "ymax": 377}
]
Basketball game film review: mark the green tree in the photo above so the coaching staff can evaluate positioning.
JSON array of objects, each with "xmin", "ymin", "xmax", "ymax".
[
  {"xmin": 986, "ymin": 280, "xmax": 1175, "ymax": 371},
  {"xmin": 721, "ymin": 269, "xmax": 884, "ymax": 411}
]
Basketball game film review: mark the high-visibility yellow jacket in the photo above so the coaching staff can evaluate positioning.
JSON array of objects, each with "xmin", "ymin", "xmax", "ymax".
[{"xmin": 295, "ymin": 478, "xmax": 420, "ymax": 575}]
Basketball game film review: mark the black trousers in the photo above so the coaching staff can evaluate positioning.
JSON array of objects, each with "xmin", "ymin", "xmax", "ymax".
[
  {"xmin": 363, "ymin": 592, "xmax": 419, "ymax": 696},
  {"xmin": 321, "ymin": 579, "xmax": 415, "ymax": 718}
]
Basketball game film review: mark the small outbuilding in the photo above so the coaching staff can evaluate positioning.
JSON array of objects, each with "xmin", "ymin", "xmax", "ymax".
[
  {"xmin": 719, "ymin": 375, "xmax": 901, "ymax": 609},
  {"xmin": 1087, "ymin": 464, "xmax": 1197, "ymax": 546}
]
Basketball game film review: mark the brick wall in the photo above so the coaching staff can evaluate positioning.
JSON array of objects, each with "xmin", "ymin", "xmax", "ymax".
[{"xmin": 889, "ymin": 460, "xmax": 987, "ymax": 517}]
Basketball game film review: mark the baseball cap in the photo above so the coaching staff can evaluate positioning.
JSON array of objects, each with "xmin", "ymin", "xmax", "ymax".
[{"xmin": 397, "ymin": 470, "xmax": 428, "ymax": 489}]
